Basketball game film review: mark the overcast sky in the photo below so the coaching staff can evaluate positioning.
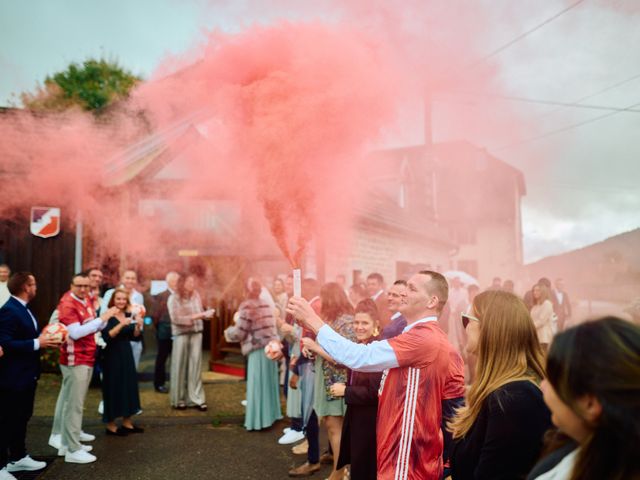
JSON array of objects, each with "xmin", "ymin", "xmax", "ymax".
[{"xmin": 1, "ymin": 0, "xmax": 638, "ymax": 263}]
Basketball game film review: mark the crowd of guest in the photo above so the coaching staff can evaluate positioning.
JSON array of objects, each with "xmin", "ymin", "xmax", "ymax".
[{"xmin": 1, "ymin": 263, "xmax": 639, "ymax": 480}]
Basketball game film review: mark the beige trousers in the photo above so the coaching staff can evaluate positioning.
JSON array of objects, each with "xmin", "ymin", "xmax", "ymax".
[
  {"xmin": 170, "ymin": 332, "xmax": 205, "ymax": 407},
  {"xmin": 51, "ymin": 364, "xmax": 93, "ymax": 452}
]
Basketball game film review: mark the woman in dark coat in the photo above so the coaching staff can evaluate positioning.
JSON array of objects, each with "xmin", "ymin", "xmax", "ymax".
[
  {"xmin": 449, "ymin": 291, "xmax": 550, "ymax": 479},
  {"xmin": 334, "ymin": 299, "xmax": 382, "ymax": 480},
  {"xmin": 102, "ymin": 288, "xmax": 143, "ymax": 435}
]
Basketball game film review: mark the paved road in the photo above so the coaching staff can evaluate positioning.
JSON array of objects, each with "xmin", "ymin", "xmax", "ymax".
[{"xmin": 21, "ymin": 415, "xmax": 332, "ymax": 480}]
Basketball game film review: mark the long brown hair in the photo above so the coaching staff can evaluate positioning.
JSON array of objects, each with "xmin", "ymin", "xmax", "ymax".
[
  {"xmin": 320, "ymin": 282, "xmax": 354, "ymax": 324},
  {"xmin": 449, "ymin": 290, "xmax": 546, "ymax": 438},
  {"xmin": 546, "ymin": 317, "xmax": 640, "ymax": 480},
  {"xmin": 175, "ymin": 274, "xmax": 196, "ymax": 301},
  {"xmin": 107, "ymin": 287, "xmax": 131, "ymax": 310},
  {"xmin": 533, "ymin": 284, "xmax": 552, "ymax": 305}
]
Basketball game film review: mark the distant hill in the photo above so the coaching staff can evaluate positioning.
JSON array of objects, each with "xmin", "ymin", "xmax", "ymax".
[{"xmin": 524, "ymin": 228, "xmax": 640, "ymax": 302}]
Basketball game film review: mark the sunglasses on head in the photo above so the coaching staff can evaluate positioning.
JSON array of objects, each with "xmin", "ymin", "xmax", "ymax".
[{"xmin": 461, "ymin": 313, "xmax": 480, "ymax": 329}]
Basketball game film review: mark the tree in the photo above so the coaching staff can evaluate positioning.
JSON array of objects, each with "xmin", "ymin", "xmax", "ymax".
[{"xmin": 22, "ymin": 59, "xmax": 141, "ymax": 113}]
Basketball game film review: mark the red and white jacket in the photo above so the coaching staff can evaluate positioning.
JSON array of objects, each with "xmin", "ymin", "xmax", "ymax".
[
  {"xmin": 377, "ymin": 322, "xmax": 463, "ymax": 480},
  {"xmin": 58, "ymin": 292, "xmax": 98, "ymax": 367}
]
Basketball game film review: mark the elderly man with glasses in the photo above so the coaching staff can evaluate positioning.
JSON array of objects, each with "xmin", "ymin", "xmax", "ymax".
[{"xmin": 48, "ymin": 274, "xmax": 118, "ymax": 464}]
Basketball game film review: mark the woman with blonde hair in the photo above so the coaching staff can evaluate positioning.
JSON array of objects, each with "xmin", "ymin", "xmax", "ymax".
[
  {"xmin": 449, "ymin": 290, "xmax": 551, "ymax": 479},
  {"xmin": 102, "ymin": 288, "xmax": 143, "ymax": 435},
  {"xmin": 531, "ymin": 284, "xmax": 555, "ymax": 350}
]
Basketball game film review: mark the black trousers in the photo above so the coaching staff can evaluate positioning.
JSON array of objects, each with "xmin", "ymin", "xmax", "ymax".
[
  {"xmin": 154, "ymin": 337, "xmax": 173, "ymax": 388},
  {"xmin": 0, "ymin": 383, "xmax": 36, "ymax": 469}
]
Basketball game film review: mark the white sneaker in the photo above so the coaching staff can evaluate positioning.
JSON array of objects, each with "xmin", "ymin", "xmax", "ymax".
[
  {"xmin": 0, "ymin": 467, "xmax": 17, "ymax": 480},
  {"xmin": 58, "ymin": 444, "xmax": 92, "ymax": 456},
  {"xmin": 278, "ymin": 429, "xmax": 306, "ymax": 445},
  {"xmin": 64, "ymin": 449, "xmax": 97, "ymax": 464},
  {"xmin": 48, "ymin": 433, "xmax": 62, "ymax": 450},
  {"xmin": 79, "ymin": 431, "xmax": 96, "ymax": 442},
  {"xmin": 6, "ymin": 455, "xmax": 46, "ymax": 472},
  {"xmin": 98, "ymin": 400, "xmax": 104, "ymax": 415},
  {"xmin": 240, "ymin": 400, "xmax": 247, "ymax": 407},
  {"xmin": 282, "ymin": 427, "xmax": 291, "ymax": 434}
]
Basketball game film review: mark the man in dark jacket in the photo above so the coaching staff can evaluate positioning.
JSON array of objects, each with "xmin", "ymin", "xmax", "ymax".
[
  {"xmin": 0, "ymin": 272, "xmax": 60, "ymax": 479},
  {"xmin": 553, "ymin": 278, "xmax": 572, "ymax": 331},
  {"xmin": 152, "ymin": 272, "xmax": 179, "ymax": 393}
]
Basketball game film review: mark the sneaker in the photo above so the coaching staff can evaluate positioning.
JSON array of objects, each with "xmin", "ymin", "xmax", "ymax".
[
  {"xmin": 64, "ymin": 449, "xmax": 97, "ymax": 464},
  {"xmin": 58, "ymin": 444, "xmax": 92, "ymax": 456},
  {"xmin": 278, "ymin": 429, "xmax": 306, "ymax": 445},
  {"xmin": 79, "ymin": 431, "xmax": 96, "ymax": 442},
  {"xmin": 98, "ymin": 400, "xmax": 104, "ymax": 415},
  {"xmin": 6, "ymin": 455, "xmax": 46, "ymax": 472},
  {"xmin": 282, "ymin": 427, "xmax": 291, "ymax": 434},
  {"xmin": 291, "ymin": 439, "xmax": 308, "ymax": 455},
  {"xmin": 48, "ymin": 433, "xmax": 62, "ymax": 450},
  {"xmin": 0, "ymin": 467, "xmax": 17, "ymax": 480},
  {"xmin": 288, "ymin": 462, "xmax": 320, "ymax": 477},
  {"xmin": 240, "ymin": 400, "xmax": 247, "ymax": 407}
]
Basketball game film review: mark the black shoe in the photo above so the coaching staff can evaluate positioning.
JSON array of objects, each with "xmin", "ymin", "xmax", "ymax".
[
  {"xmin": 155, "ymin": 386, "xmax": 169, "ymax": 394},
  {"xmin": 105, "ymin": 427, "xmax": 128, "ymax": 436},
  {"xmin": 123, "ymin": 425, "xmax": 144, "ymax": 434}
]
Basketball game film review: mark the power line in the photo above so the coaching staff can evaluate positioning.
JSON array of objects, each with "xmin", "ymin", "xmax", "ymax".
[
  {"xmin": 465, "ymin": 0, "xmax": 586, "ymax": 70},
  {"xmin": 435, "ymin": 0, "xmax": 587, "ymax": 101},
  {"xmin": 492, "ymin": 99, "xmax": 640, "ymax": 152},
  {"xmin": 528, "ymin": 183, "xmax": 640, "ymax": 194},
  {"xmin": 536, "ymin": 72, "xmax": 640, "ymax": 119},
  {"xmin": 435, "ymin": 92, "xmax": 640, "ymax": 114}
]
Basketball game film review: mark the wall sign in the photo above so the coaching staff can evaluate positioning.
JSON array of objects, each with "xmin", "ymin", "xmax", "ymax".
[{"xmin": 30, "ymin": 207, "xmax": 61, "ymax": 238}]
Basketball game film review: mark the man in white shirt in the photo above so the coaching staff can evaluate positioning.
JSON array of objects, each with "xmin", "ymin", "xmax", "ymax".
[
  {"xmin": 0, "ymin": 265, "xmax": 11, "ymax": 308},
  {"xmin": 101, "ymin": 270, "xmax": 145, "ymax": 368}
]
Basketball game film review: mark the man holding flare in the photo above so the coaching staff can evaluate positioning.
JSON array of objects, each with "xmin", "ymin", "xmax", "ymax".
[{"xmin": 287, "ymin": 270, "xmax": 464, "ymax": 480}]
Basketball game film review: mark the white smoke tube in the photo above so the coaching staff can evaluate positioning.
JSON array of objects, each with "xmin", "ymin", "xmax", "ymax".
[{"xmin": 293, "ymin": 268, "xmax": 302, "ymax": 298}]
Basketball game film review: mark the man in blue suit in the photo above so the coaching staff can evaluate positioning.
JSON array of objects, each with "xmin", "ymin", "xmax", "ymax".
[
  {"xmin": 381, "ymin": 280, "xmax": 408, "ymax": 340},
  {"xmin": 0, "ymin": 272, "xmax": 61, "ymax": 480}
]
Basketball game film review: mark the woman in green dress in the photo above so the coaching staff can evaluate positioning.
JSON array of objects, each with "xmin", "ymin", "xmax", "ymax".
[
  {"xmin": 224, "ymin": 279, "xmax": 282, "ymax": 431},
  {"xmin": 102, "ymin": 288, "xmax": 143, "ymax": 435}
]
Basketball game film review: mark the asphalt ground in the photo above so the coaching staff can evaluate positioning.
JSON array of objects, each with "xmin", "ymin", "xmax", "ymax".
[{"xmin": 22, "ymin": 416, "xmax": 333, "ymax": 480}]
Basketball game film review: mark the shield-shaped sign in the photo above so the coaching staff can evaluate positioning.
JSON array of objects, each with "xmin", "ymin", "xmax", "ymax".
[{"xmin": 30, "ymin": 207, "xmax": 61, "ymax": 238}]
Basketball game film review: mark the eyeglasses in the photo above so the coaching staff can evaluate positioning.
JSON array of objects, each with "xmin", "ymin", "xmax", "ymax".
[
  {"xmin": 72, "ymin": 284, "xmax": 91, "ymax": 289},
  {"xmin": 461, "ymin": 313, "xmax": 480, "ymax": 329}
]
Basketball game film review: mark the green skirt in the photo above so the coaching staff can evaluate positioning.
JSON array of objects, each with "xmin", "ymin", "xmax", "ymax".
[
  {"xmin": 313, "ymin": 356, "xmax": 346, "ymax": 417},
  {"xmin": 286, "ymin": 341, "xmax": 302, "ymax": 418},
  {"xmin": 245, "ymin": 348, "xmax": 283, "ymax": 430}
]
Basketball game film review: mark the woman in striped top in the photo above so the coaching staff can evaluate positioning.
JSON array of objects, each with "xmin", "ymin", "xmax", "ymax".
[{"xmin": 225, "ymin": 279, "xmax": 282, "ymax": 430}]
